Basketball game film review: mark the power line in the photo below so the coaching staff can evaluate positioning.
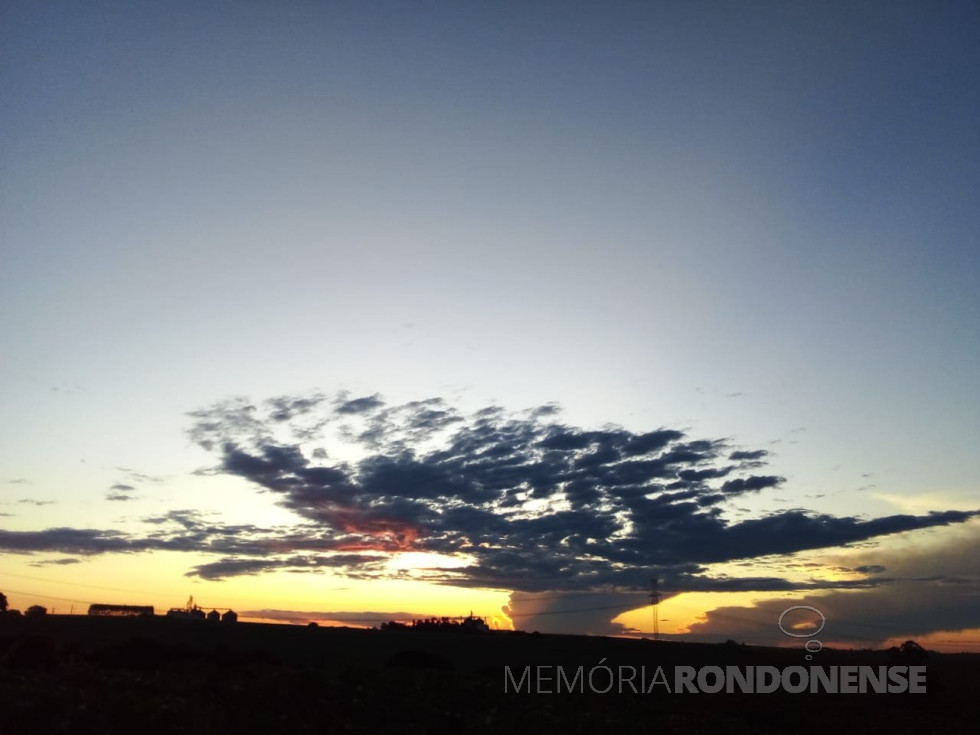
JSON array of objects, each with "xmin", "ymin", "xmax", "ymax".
[
  {"xmin": 0, "ymin": 569, "xmax": 347, "ymax": 610},
  {"xmin": 650, "ymin": 578, "xmax": 661, "ymax": 640},
  {"xmin": 507, "ymin": 590, "xmax": 646, "ymax": 602},
  {"xmin": 0, "ymin": 570, "xmax": 166, "ymax": 597},
  {"xmin": 506, "ymin": 603, "xmax": 640, "ymax": 617},
  {"xmin": 0, "ymin": 587, "xmax": 97, "ymax": 606}
]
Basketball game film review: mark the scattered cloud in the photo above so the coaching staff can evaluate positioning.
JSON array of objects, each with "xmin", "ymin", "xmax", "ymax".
[
  {"xmin": 2, "ymin": 390, "xmax": 976, "ymax": 641},
  {"xmin": 177, "ymin": 392, "xmax": 978, "ymax": 597},
  {"xmin": 28, "ymin": 557, "xmax": 84, "ymax": 567},
  {"xmin": 107, "ymin": 482, "xmax": 138, "ymax": 500},
  {"xmin": 334, "ymin": 393, "xmax": 384, "ymax": 415},
  {"xmin": 114, "ymin": 467, "xmax": 166, "ymax": 484},
  {"xmin": 188, "ymin": 553, "xmax": 389, "ymax": 581},
  {"xmin": 0, "ymin": 528, "xmax": 136, "ymax": 555},
  {"xmin": 729, "ymin": 450, "xmax": 768, "ymax": 461}
]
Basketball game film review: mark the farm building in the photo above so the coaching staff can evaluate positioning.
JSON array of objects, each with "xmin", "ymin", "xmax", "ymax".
[{"xmin": 88, "ymin": 604, "xmax": 154, "ymax": 617}]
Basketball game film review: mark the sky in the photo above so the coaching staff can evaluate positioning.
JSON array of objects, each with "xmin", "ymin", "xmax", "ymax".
[{"xmin": 1, "ymin": 1, "xmax": 978, "ymax": 650}]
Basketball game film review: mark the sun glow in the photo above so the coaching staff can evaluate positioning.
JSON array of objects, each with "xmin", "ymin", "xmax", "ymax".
[
  {"xmin": 385, "ymin": 551, "xmax": 474, "ymax": 571},
  {"xmin": 614, "ymin": 590, "xmax": 803, "ymax": 637}
]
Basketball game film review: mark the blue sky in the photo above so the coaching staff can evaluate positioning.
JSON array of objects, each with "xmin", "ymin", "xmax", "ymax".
[{"xmin": 1, "ymin": 1, "xmax": 977, "ymax": 646}]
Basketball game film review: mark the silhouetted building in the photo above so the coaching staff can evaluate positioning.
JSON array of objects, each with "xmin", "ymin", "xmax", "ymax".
[
  {"xmin": 221, "ymin": 609, "xmax": 238, "ymax": 623},
  {"xmin": 167, "ymin": 607, "xmax": 206, "ymax": 620},
  {"xmin": 207, "ymin": 609, "xmax": 221, "ymax": 622},
  {"xmin": 88, "ymin": 604, "xmax": 154, "ymax": 617},
  {"xmin": 167, "ymin": 595, "xmax": 206, "ymax": 620},
  {"xmin": 460, "ymin": 613, "xmax": 490, "ymax": 633},
  {"xmin": 386, "ymin": 612, "xmax": 491, "ymax": 633}
]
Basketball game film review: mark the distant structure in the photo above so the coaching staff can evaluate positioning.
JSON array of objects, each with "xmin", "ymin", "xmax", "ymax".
[
  {"xmin": 162, "ymin": 597, "xmax": 237, "ymax": 623},
  {"xmin": 88, "ymin": 604, "xmax": 154, "ymax": 617},
  {"xmin": 650, "ymin": 578, "xmax": 661, "ymax": 640},
  {"xmin": 166, "ymin": 595, "xmax": 206, "ymax": 621},
  {"xmin": 889, "ymin": 640, "xmax": 928, "ymax": 664},
  {"xmin": 461, "ymin": 613, "xmax": 490, "ymax": 633},
  {"xmin": 381, "ymin": 612, "xmax": 490, "ymax": 633}
]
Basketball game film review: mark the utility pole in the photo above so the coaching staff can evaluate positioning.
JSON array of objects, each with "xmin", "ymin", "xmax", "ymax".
[{"xmin": 650, "ymin": 578, "xmax": 661, "ymax": 640}]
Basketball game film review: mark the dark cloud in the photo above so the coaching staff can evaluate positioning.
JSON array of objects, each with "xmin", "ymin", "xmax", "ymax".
[
  {"xmin": 0, "ymin": 528, "xmax": 136, "ymax": 555},
  {"xmin": 3, "ymin": 390, "xmax": 976, "ymax": 640},
  {"xmin": 188, "ymin": 557, "xmax": 287, "ymax": 580},
  {"xmin": 729, "ymin": 449, "xmax": 768, "ymax": 461},
  {"xmin": 189, "ymin": 553, "xmax": 388, "ymax": 581},
  {"xmin": 720, "ymin": 475, "xmax": 784, "ymax": 495},
  {"xmin": 177, "ymin": 392, "xmax": 978, "ymax": 598},
  {"xmin": 709, "ymin": 510, "xmax": 978, "ymax": 563},
  {"xmin": 335, "ymin": 393, "xmax": 384, "ymax": 415},
  {"xmin": 677, "ymin": 527, "xmax": 980, "ymax": 648},
  {"xmin": 267, "ymin": 394, "xmax": 326, "ymax": 422},
  {"xmin": 17, "ymin": 499, "xmax": 53, "ymax": 506},
  {"xmin": 107, "ymin": 483, "xmax": 137, "ymax": 501},
  {"xmin": 351, "ymin": 398, "xmax": 464, "ymax": 452},
  {"xmin": 29, "ymin": 557, "xmax": 83, "ymax": 568}
]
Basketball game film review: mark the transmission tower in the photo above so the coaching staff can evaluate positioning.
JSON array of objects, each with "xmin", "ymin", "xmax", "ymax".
[{"xmin": 650, "ymin": 578, "xmax": 661, "ymax": 640}]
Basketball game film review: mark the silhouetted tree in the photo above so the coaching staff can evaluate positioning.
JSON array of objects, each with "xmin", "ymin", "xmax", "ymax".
[
  {"xmin": 899, "ymin": 639, "xmax": 928, "ymax": 662},
  {"xmin": 25, "ymin": 605, "xmax": 47, "ymax": 618},
  {"xmin": 888, "ymin": 639, "xmax": 929, "ymax": 664},
  {"xmin": 0, "ymin": 590, "xmax": 7, "ymax": 613}
]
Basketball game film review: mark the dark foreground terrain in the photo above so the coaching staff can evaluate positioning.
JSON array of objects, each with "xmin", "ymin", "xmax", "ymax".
[{"xmin": 1, "ymin": 615, "xmax": 975, "ymax": 734}]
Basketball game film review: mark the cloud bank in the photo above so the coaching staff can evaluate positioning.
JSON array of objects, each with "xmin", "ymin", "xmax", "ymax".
[
  {"xmin": 178, "ymin": 393, "xmax": 977, "ymax": 593},
  {"xmin": 2, "ymin": 391, "xmax": 976, "ymax": 638}
]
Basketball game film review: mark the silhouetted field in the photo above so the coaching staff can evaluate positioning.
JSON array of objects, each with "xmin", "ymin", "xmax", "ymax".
[{"xmin": 0, "ymin": 615, "xmax": 975, "ymax": 734}]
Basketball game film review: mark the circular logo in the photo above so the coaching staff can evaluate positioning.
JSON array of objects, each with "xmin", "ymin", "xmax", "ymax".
[{"xmin": 777, "ymin": 605, "xmax": 825, "ymax": 638}]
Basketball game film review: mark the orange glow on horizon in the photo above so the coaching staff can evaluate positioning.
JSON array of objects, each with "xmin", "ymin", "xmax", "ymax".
[{"xmin": 881, "ymin": 629, "xmax": 980, "ymax": 654}]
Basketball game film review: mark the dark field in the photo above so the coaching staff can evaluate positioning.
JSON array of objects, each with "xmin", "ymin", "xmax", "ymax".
[{"xmin": 1, "ymin": 616, "xmax": 976, "ymax": 734}]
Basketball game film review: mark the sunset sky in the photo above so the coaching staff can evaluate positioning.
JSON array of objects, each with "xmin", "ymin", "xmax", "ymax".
[{"xmin": 2, "ymin": 1, "xmax": 978, "ymax": 651}]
